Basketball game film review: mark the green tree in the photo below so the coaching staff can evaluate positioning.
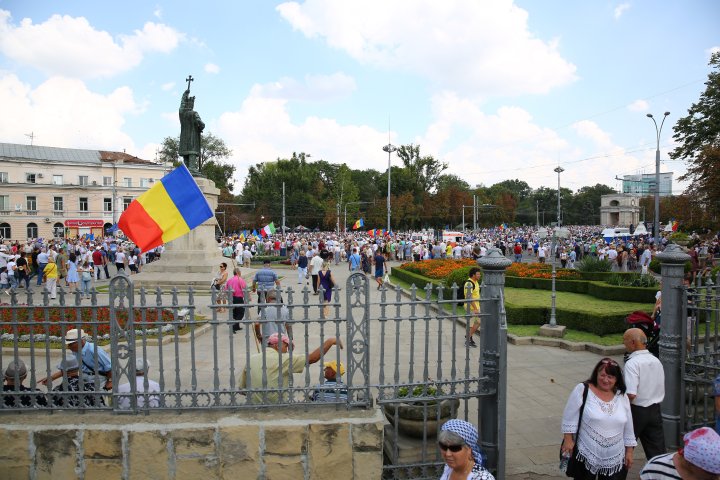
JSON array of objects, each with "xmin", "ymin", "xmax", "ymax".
[
  {"xmin": 159, "ymin": 132, "xmax": 235, "ymax": 192},
  {"xmin": 670, "ymin": 52, "xmax": 720, "ymax": 218},
  {"xmin": 395, "ymin": 144, "xmax": 448, "ymax": 199},
  {"xmin": 436, "ymin": 174, "xmax": 470, "ymax": 192}
]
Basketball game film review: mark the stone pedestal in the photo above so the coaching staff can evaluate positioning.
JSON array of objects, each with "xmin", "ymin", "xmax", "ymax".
[
  {"xmin": 133, "ymin": 176, "xmax": 227, "ymax": 289},
  {"xmin": 539, "ymin": 324, "xmax": 566, "ymax": 338}
]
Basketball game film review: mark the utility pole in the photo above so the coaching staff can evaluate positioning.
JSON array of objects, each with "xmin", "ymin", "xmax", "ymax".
[
  {"xmin": 536, "ymin": 200, "xmax": 539, "ymax": 227},
  {"xmin": 282, "ymin": 182, "xmax": 286, "ymax": 239}
]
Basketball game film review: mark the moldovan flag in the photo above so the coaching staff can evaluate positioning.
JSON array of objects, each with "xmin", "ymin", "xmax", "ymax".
[
  {"xmin": 352, "ymin": 218, "xmax": 364, "ymax": 230},
  {"xmin": 118, "ymin": 164, "xmax": 213, "ymax": 252}
]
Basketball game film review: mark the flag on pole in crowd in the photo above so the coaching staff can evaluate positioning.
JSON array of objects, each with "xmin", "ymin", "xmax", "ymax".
[
  {"xmin": 118, "ymin": 164, "xmax": 213, "ymax": 251},
  {"xmin": 367, "ymin": 229, "xmax": 375, "ymax": 237},
  {"xmin": 376, "ymin": 229, "xmax": 383, "ymax": 236},
  {"xmin": 672, "ymin": 220, "xmax": 679, "ymax": 231},
  {"xmin": 352, "ymin": 218, "xmax": 364, "ymax": 230},
  {"xmin": 238, "ymin": 232, "xmax": 245, "ymax": 242},
  {"xmin": 252, "ymin": 229, "xmax": 260, "ymax": 239},
  {"xmin": 261, "ymin": 222, "xmax": 276, "ymax": 237}
]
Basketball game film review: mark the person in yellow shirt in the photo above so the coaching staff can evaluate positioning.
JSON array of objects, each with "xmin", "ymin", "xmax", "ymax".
[
  {"xmin": 464, "ymin": 267, "xmax": 482, "ymax": 348},
  {"xmin": 43, "ymin": 256, "xmax": 59, "ymax": 299}
]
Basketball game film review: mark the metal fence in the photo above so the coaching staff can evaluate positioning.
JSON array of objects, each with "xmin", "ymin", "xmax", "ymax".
[
  {"xmin": 1, "ymin": 252, "xmax": 510, "ymax": 479},
  {"xmin": 681, "ymin": 271, "xmax": 720, "ymax": 433},
  {"xmin": 657, "ymin": 244, "xmax": 720, "ymax": 449}
]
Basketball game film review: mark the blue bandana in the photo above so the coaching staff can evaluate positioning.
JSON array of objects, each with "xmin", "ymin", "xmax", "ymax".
[{"xmin": 442, "ymin": 419, "xmax": 483, "ymax": 465}]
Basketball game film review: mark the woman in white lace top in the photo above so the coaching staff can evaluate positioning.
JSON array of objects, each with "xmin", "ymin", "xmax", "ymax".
[{"xmin": 561, "ymin": 357, "xmax": 637, "ymax": 479}]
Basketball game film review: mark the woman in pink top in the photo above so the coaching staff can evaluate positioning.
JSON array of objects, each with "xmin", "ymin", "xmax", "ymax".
[{"xmin": 225, "ymin": 267, "xmax": 247, "ymax": 334}]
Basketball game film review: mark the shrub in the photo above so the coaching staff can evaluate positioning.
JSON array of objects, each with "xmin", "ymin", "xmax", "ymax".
[
  {"xmin": 586, "ymin": 281, "xmax": 657, "ymax": 303},
  {"xmin": 504, "ymin": 303, "xmax": 633, "ymax": 335},
  {"xmin": 444, "ymin": 267, "xmax": 477, "ymax": 299},
  {"xmin": 606, "ymin": 273, "xmax": 659, "ymax": 288},
  {"xmin": 251, "ymin": 255, "xmax": 288, "ymax": 263},
  {"xmin": 669, "ymin": 231, "xmax": 689, "ymax": 242},
  {"xmin": 390, "ymin": 267, "xmax": 447, "ymax": 298},
  {"xmin": 649, "ymin": 259, "xmax": 691, "ymax": 274},
  {"xmin": 576, "ymin": 257, "xmax": 613, "ymax": 273}
]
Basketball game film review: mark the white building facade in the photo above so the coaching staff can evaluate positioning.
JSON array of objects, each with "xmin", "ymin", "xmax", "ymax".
[
  {"xmin": 0, "ymin": 143, "xmax": 168, "ymax": 241},
  {"xmin": 599, "ymin": 193, "xmax": 641, "ymax": 227}
]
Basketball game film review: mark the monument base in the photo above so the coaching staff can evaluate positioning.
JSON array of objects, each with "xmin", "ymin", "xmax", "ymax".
[{"xmin": 539, "ymin": 324, "xmax": 567, "ymax": 338}]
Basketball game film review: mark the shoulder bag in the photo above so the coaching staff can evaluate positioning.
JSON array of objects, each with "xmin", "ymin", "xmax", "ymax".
[{"xmin": 562, "ymin": 382, "xmax": 589, "ymax": 477}]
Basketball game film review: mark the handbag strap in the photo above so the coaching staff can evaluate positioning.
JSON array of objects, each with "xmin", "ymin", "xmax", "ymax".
[{"xmin": 575, "ymin": 382, "xmax": 590, "ymax": 440}]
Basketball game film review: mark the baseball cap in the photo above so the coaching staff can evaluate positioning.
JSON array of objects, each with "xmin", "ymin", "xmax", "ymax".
[
  {"xmin": 135, "ymin": 357, "xmax": 150, "ymax": 373},
  {"xmin": 324, "ymin": 360, "xmax": 345, "ymax": 376}
]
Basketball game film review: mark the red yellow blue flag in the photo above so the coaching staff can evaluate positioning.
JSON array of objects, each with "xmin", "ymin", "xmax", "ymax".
[
  {"xmin": 118, "ymin": 164, "xmax": 213, "ymax": 251},
  {"xmin": 352, "ymin": 218, "xmax": 364, "ymax": 230}
]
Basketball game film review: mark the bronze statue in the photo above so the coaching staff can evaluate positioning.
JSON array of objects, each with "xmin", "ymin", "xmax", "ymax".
[{"xmin": 179, "ymin": 75, "xmax": 205, "ymax": 175}]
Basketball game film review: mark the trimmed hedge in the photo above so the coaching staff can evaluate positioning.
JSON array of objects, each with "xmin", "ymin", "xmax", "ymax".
[
  {"xmin": 250, "ymin": 255, "xmax": 288, "ymax": 263},
  {"xmin": 504, "ymin": 275, "xmax": 657, "ymax": 303},
  {"xmin": 579, "ymin": 272, "xmax": 640, "ymax": 282},
  {"xmin": 391, "ymin": 267, "xmax": 447, "ymax": 298},
  {"xmin": 504, "ymin": 304, "xmax": 632, "ymax": 335}
]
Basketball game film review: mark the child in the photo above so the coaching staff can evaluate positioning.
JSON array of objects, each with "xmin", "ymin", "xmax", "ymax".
[{"xmin": 0, "ymin": 266, "xmax": 9, "ymax": 294}]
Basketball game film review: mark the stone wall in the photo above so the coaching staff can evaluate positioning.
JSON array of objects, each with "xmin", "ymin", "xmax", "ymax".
[{"xmin": 0, "ymin": 408, "xmax": 384, "ymax": 480}]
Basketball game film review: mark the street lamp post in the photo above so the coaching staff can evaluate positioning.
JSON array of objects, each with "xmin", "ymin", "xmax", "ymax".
[
  {"xmin": 554, "ymin": 166, "xmax": 564, "ymax": 227},
  {"xmin": 646, "ymin": 112, "xmax": 670, "ymax": 243},
  {"xmin": 383, "ymin": 143, "xmax": 397, "ymax": 233}
]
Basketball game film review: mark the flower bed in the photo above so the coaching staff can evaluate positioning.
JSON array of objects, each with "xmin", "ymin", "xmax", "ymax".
[
  {"xmin": 1, "ymin": 305, "xmax": 176, "ymax": 340},
  {"xmin": 397, "ymin": 258, "xmax": 477, "ymax": 280},
  {"xmin": 506, "ymin": 262, "xmax": 581, "ymax": 280}
]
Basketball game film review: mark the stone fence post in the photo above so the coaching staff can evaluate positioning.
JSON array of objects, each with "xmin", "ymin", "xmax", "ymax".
[
  {"xmin": 477, "ymin": 248, "xmax": 511, "ymax": 478},
  {"xmin": 657, "ymin": 244, "xmax": 690, "ymax": 449}
]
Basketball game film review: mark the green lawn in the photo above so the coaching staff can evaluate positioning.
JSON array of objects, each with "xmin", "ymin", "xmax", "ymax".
[
  {"xmin": 504, "ymin": 287, "xmax": 651, "ymax": 314},
  {"xmin": 390, "ymin": 275, "xmax": 636, "ymax": 345}
]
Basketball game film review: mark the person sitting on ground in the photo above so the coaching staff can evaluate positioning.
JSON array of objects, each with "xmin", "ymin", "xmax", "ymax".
[
  {"xmin": 3, "ymin": 359, "xmax": 47, "ymax": 407},
  {"xmin": 51, "ymin": 355, "xmax": 105, "ymax": 407},
  {"xmin": 39, "ymin": 328, "xmax": 112, "ymax": 391},
  {"xmin": 311, "ymin": 360, "xmax": 348, "ymax": 402},
  {"xmin": 117, "ymin": 357, "xmax": 160, "ymax": 409},
  {"xmin": 640, "ymin": 426, "xmax": 720, "ymax": 479},
  {"xmin": 240, "ymin": 333, "xmax": 343, "ymax": 404}
]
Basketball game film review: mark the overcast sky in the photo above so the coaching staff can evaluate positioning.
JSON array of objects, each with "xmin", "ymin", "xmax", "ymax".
[{"xmin": 1, "ymin": 0, "xmax": 718, "ymax": 194}]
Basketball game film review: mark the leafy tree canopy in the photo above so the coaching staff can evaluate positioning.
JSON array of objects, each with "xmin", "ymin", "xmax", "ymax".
[{"xmin": 159, "ymin": 132, "xmax": 235, "ymax": 192}]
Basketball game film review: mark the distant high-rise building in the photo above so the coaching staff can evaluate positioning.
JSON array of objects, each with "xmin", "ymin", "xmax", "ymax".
[{"xmin": 622, "ymin": 173, "xmax": 673, "ymax": 197}]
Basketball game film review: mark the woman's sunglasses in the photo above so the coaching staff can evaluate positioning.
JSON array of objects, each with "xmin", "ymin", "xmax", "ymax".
[{"xmin": 438, "ymin": 442, "xmax": 464, "ymax": 452}]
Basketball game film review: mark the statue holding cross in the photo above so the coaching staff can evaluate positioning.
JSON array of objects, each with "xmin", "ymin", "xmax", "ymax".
[{"xmin": 179, "ymin": 75, "xmax": 205, "ymax": 175}]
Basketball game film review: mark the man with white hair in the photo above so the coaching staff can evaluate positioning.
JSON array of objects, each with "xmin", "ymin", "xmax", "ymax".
[{"xmin": 117, "ymin": 357, "xmax": 160, "ymax": 409}]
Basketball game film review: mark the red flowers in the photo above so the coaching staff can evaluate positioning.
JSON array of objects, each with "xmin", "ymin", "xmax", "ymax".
[
  {"xmin": 506, "ymin": 262, "xmax": 581, "ymax": 280},
  {"xmin": 398, "ymin": 258, "xmax": 477, "ymax": 280},
  {"xmin": 1, "ymin": 305, "xmax": 175, "ymax": 338}
]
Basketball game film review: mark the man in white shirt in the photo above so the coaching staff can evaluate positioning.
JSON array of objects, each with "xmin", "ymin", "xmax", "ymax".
[
  {"xmin": 309, "ymin": 252, "xmax": 324, "ymax": 295},
  {"xmin": 623, "ymin": 328, "xmax": 665, "ymax": 460}
]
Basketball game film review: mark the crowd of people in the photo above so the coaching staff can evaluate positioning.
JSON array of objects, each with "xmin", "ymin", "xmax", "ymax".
[{"xmin": 0, "ymin": 237, "xmax": 164, "ymax": 298}]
